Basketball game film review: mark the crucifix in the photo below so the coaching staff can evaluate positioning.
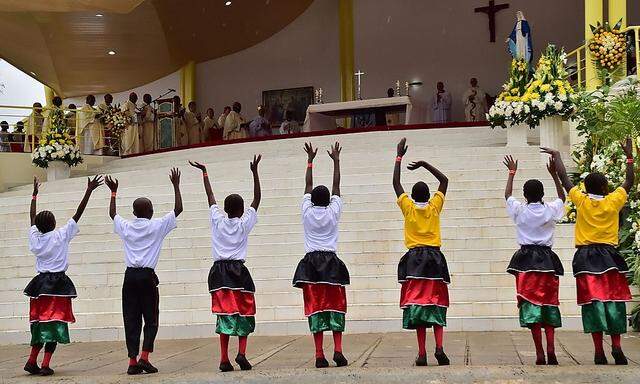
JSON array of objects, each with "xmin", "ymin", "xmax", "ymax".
[
  {"xmin": 474, "ymin": 0, "xmax": 509, "ymax": 42},
  {"xmin": 354, "ymin": 70, "xmax": 365, "ymax": 100}
]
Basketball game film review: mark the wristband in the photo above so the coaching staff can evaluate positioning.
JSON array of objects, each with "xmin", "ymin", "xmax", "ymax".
[
  {"xmin": 627, "ymin": 158, "xmax": 634, "ymax": 164},
  {"xmin": 396, "ymin": 156, "xmax": 403, "ymax": 162},
  {"xmin": 111, "ymin": 192, "xmax": 117, "ymax": 198},
  {"xmin": 509, "ymin": 170, "xmax": 516, "ymax": 175},
  {"xmin": 32, "ymin": 195, "xmax": 37, "ymax": 200},
  {"xmin": 203, "ymin": 172, "xmax": 208, "ymax": 177},
  {"xmin": 307, "ymin": 163, "xmax": 313, "ymax": 168}
]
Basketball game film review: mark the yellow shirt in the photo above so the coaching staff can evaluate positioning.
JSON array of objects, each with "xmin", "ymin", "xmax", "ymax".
[
  {"xmin": 397, "ymin": 192, "xmax": 445, "ymax": 248},
  {"xmin": 569, "ymin": 186, "xmax": 627, "ymax": 246}
]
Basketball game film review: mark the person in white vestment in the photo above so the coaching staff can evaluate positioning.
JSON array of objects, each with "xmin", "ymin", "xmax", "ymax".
[
  {"xmin": 463, "ymin": 78, "xmax": 488, "ymax": 122},
  {"xmin": 77, "ymin": 95, "xmax": 104, "ymax": 155},
  {"xmin": 139, "ymin": 94, "xmax": 156, "ymax": 153},
  {"xmin": 173, "ymin": 96, "xmax": 189, "ymax": 147},
  {"xmin": 185, "ymin": 101, "xmax": 202, "ymax": 146},
  {"xmin": 121, "ymin": 92, "xmax": 140, "ymax": 155},
  {"xmin": 203, "ymin": 108, "xmax": 221, "ymax": 142},
  {"xmin": 222, "ymin": 102, "xmax": 246, "ymax": 140},
  {"xmin": 99, "ymin": 94, "xmax": 116, "ymax": 154},
  {"xmin": 24, "ymin": 103, "xmax": 44, "ymax": 152},
  {"xmin": 248, "ymin": 106, "xmax": 271, "ymax": 137},
  {"xmin": 432, "ymin": 82, "xmax": 452, "ymax": 123}
]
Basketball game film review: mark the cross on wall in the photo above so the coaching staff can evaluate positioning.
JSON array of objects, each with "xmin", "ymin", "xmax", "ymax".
[{"xmin": 474, "ymin": 0, "xmax": 510, "ymax": 43}]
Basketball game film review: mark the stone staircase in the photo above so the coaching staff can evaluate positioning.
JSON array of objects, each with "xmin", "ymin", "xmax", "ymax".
[{"xmin": 0, "ymin": 126, "xmax": 629, "ymax": 344}]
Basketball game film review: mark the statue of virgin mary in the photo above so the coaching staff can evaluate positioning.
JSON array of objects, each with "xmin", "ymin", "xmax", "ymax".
[{"xmin": 507, "ymin": 11, "xmax": 533, "ymax": 63}]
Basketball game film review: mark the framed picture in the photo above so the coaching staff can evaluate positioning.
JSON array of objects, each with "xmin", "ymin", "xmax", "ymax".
[{"xmin": 262, "ymin": 86, "xmax": 314, "ymax": 125}]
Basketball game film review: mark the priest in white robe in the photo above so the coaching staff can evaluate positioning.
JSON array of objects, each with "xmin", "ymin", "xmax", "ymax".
[
  {"xmin": 432, "ymin": 82, "xmax": 452, "ymax": 123},
  {"xmin": 24, "ymin": 102, "xmax": 44, "ymax": 152},
  {"xmin": 222, "ymin": 102, "xmax": 246, "ymax": 140},
  {"xmin": 77, "ymin": 95, "xmax": 104, "ymax": 155},
  {"xmin": 185, "ymin": 101, "xmax": 202, "ymax": 145},
  {"xmin": 173, "ymin": 96, "xmax": 189, "ymax": 147},
  {"xmin": 139, "ymin": 94, "xmax": 155, "ymax": 152},
  {"xmin": 121, "ymin": 92, "xmax": 139, "ymax": 155},
  {"xmin": 463, "ymin": 78, "xmax": 488, "ymax": 122}
]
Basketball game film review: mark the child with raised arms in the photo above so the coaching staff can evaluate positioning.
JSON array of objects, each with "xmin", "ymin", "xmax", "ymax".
[
  {"xmin": 189, "ymin": 155, "xmax": 262, "ymax": 372},
  {"xmin": 24, "ymin": 175, "xmax": 103, "ymax": 376},
  {"xmin": 542, "ymin": 140, "xmax": 634, "ymax": 365},
  {"xmin": 504, "ymin": 155, "xmax": 566, "ymax": 365},
  {"xmin": 105, "ymin": 169, "xmax": 183, "ymax": 375},
  {"xmin": 292, "ymin": 142, "xmax": 349, "ymax": 368},
  {"xmin": 393, "ymin": 138, "xmax": 450, "ymax": 367}
]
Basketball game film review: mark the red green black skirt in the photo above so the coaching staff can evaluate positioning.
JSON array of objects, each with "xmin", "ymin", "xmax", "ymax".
[
  {"xmin": 293, "ymin": 251, "xmax": 349, "ymax": 333},
  {"xmin": 398, "ymin": 246, "xmax": 450, "ymax": 329},
  {"xmin": 209, "ymin": 260, "xmax": 256, "ymax": 336},
  {"xmin": 573, "ymin": 244, "xmax": 631, "ymax": 335},
  {"xmin": 24, "ymin": 272, "xmax": 76, "ymax": 345},
  {"xmin": 507, "ymin": 245, "xmax": 563, "ymax": 328}
]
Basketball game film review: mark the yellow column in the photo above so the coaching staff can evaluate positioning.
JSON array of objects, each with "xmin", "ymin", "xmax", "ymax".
[
  {"xmin": 180, "ymin": 61, "xmax": 196, "ymax": 105},
  {"xmin": 44, "ymin": 85, "xmax": 55, "ymax": 107},
  {"xmin": 339, "ymin": 0, "xmax": 354, "ymax": 102},
  {"xmin": 608, "ymin": 0, "xmax": 626, "ymax": 27},
  {"xmin": 585, "ymin": 0, "xmax": 603, "ymax": 90}
]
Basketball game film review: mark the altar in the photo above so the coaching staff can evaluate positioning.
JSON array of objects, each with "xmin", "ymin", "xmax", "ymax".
[{"xmin": 302, "ymin": 96, "xmax": 413, "ymax": 132}]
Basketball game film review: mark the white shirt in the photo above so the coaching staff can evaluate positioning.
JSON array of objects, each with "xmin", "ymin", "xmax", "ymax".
[
  {"xmin": 29, "ymin": 219, "xmax": 80, "ymax": 273},
  {"xmin": 209, "ymin": 205, "xmax": 258, "ymax": 261},
  {"xmin": 506, "ymin": 197, "xmax": 565, "ymax": 246},
  {"xmin": 301, "ymin": 194, "xmax": 342, "ymax": 253},
  {"xmin": 114, "ymin": 211, "xmax": 177, "ymax": 269}
]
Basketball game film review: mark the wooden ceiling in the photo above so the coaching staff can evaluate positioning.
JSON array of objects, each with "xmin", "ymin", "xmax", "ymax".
[{"xmin": 0, "ymin": 0, "xmax": 313, "ymax": 97}]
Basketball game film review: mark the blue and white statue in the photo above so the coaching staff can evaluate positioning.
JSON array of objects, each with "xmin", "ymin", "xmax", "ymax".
[{"xmin": 507, "ymin": 11, "xmax": 533, "ymax": 63}]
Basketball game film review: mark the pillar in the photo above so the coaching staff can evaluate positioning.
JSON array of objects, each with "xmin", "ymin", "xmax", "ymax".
[
  {"xmin": 608, "ymin": 0, "xmax": 626, "ymax": 27},
  {"xmin": 180, "ymin": 61, "xmax": 196, "ymax": 106},
  {"xmin": 585, "ymin": 0, "xmax": 603, "ymax": 90},
  {"xmin": 339, "ymin": 0, "xmax": 354, "ymax": 102},
  {"xmin": 44, "ymin": 85, "xmax": 55, "ymax": 107}
]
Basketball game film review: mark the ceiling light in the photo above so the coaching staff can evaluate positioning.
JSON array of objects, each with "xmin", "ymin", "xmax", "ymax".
[
  {"xmin": 30, "ymin": 71, "xmax": 36, "ymax": 76},
  {"xmin": 225, "ymin": 1, "xmax": 232, "ymax": 6},
  {"xmin": 95, "ymin": 13, "xmax": 103, "ymax": 17},
  {"xmin": 108, "ymin": 50, "xmax": 116, "ymax": 55}
]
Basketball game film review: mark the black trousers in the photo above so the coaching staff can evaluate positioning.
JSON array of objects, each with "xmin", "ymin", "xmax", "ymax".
[{"xmin": 122, "ymin": 267, "xmax": 159, "ymax": 358}]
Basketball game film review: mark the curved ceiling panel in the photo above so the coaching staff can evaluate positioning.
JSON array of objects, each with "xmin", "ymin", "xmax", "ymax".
[{"xmin": 0, "ymin": 0, "xmax": 313, "ymax": 97}]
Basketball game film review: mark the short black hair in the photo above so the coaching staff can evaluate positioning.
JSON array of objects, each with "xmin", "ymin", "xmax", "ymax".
[
  {"xmin": 52, "ymin": 96, "xmax": 62, "ymax": 107},
  {"xmin": 584, "ymin": 172, "xmax": 609, "ymax": 195},
  {"xmin": 311, "ymin": 185, "xmax": 330, "ymax": 206},
  {"xmin": 411, "ymin": 181, "xmax": 430, "ymax": 203},
  {"xmin": 143, "ymin": 94, "xmax": 152, "ymax": 103},
  {"xmin": 224, "ymin": 194, "xmax": 244, "ymax": 217},
  {"xmin": 523, "ymin": 179, "xmax": 544, "ymax": 203},
  {"xmin": 35, "ymin": 211, "xmax": 56, "ymax": 233},
  {"xmin": 133, "ymin": 197, "xmax": 154, "ymax": 219}
]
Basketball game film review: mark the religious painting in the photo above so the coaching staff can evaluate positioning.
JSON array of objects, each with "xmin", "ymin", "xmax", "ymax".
[{"xmin": 262, "ymin": 86, "xmax": 314, "ymax": 125}]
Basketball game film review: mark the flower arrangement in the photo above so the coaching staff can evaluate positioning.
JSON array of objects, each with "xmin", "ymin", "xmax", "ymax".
[
  {"xmin": 31, "ymin": 107, "xmax": 83, "ymax": 168},
  {"xmin": 588, "ymin": 19, "xmax": 627, "ymax": 74},
  {"xmin": 101, "ymin": 104, "xmax": 130, "ymax": 145},
  {"xmin": 488, "ymin": 58, "xmax": 531, "ymax": 128}
]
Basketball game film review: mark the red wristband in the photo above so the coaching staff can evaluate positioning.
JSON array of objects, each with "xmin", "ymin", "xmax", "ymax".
[
  {"xmin": 627, "ymin": 158, "xmax": 634, "ymax": 164},
  {"xmin": 307, "ymin": 163, "xmax": 313, "ymax": 168},
  {"xmin": 203, "ymin": 172, "xmax": 208, "ymax": 177},
  {"xmin": 111, "ymin": 192, "xmax": 117, "ymax": 197},
  {"xmin": 509, "ymin": 170, "xmax": 516, "ymax": 175},
  {"xmin": 396, "ymin": 156, "xmax": 403, "ymax": 162},
  {"xmin": 32, "ymin": 195, "xmax": 37, "ymax": 200}
]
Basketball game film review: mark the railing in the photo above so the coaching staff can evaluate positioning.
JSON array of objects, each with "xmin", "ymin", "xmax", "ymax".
[{"xmin": 566, "ymin": 25, "xmax": 640, "ymax": 89}]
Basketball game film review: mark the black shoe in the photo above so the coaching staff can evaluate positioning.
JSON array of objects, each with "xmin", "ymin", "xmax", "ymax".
[
  {"xmin": 415, "ymin": 355, "xmax": 428, "ymax": 366},
  {"xmin": 138, "ymin": 359, "xmax": 158, "ymax": 373},
  {"xmin": 235, "ymin": 354, "xmax": 252, "ymax": 370},
  {"xmin": 219, "ymin": 361, "xmax": 234, "ymax": 372},
  {"xmin": 594, "ymin": 353, "xmax": 608, "ymax": 365},
  {"xmin": 333, "ymin": 352, "xmax": 348, "ymax": 367},
  {"xmin": 434, "ymin": 347, "xmax": 450, "ymax": 366},
  {"xmin": 547, "ymin": 353, "xmax": 558, "ymax": 365},
  {"xmin": 611, "ymin": 347, "xmax": 628, "ymax": 365},
  {"xmin": 127, "ymin": 364, "xmax": 144, "ymax": 375},
  {"xmin": 40, "ymin": 367, "xmax": 54, "ymax": 376},
  {"xmin": 315, "ymin": 357, "xmax": 329, "ymax": 368},
  {"xmin": 23, "ymin": 362, "xmax": 40, "ymax": 375}
]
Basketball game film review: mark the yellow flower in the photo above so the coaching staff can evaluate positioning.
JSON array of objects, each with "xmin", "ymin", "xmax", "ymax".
[
  {"xmin": 530, "ymin": 92, "xmax": 540, "ymax": 100},
  {"xmin": 510, "ymin": 88, "xmax": 519, "ymax": 95},
  {"xmin": 49, "ymin": 140, "xmax": 56, "ymax": 145},
  {"xmin": 540, "ymin": 84, "xmax": 552, "ymax": 92}
]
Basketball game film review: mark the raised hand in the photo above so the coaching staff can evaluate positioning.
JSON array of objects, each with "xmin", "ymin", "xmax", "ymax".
[
  {"xmin": 546, "ymin": 157, "xmax": 557, "ymax": 176},
  {"xmin": 397, "ymin": 138, "xmax": 408, "ymax": 157},
  {"xmin": 169, "ymin": 168, "xmax": 181, "ymax": 186},
  {"xmin": 105, "ymin": 175, "xmax": 119, "ymax": 192},
  {"xmin": 188, "ymin": 160, "xmax": 207, "ymax": 173},
  {"xmin": 32, "ymin": 176, "xmax": 40, "ymax": 196},
  {"xmin": 87, "ymin": 175, "xmax": 104, "ymax": 191},
  {"xmin": 328, "ymin": 142, "xmax": 341, "ymax": 161},
  {"xmin": 540, "ymin": 147, "xmax": 560, "ymax": 159},
  {"xmin": 621, "ymin": 137, "xmax": 633, "ymax": 159},
  {"xmin": 503, "ymin": 155, "xmax": 518, "ymax": 172},
  {"xmin": 250, "ymin": 154, "xmax": 262, "ymax": 173},
  {"xmin": 407, "ymin": 161, "xmax": 428, "ymax": 170},
  {"xmin": 304, "ymin": 142, "xmax": 317, "ymax": 162}
]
